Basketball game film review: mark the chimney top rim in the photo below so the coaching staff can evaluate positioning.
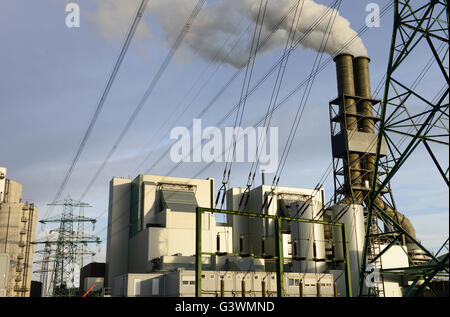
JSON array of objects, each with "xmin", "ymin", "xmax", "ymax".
[
  {"xmin": 354, "ymin": 56, "xmax": 371, "ymax": 63},
  {"xmin": 333, "ymin": 53, "xmax": 354, "ymax": 62}
]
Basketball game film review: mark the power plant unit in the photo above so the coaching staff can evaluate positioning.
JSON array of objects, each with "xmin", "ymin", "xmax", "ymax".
[
  {"xmin": 103, "ymin": 55, "xmax": 432, "ymax": 298},
  {"xmin": 0, "ymin": 167, "xmax": 38, "ymax": 297},
  {"xmin": 226, "ymin": 185, "xmax": 327, "ymax": 273},
  {"xmin": 106, "ymin": 175, "xmax": 236, "ymax": 288},
  {"xmin": 103, "ymin": 25, "xmax": 446, "ymax": 296},
  {"xmin": 106, "ymin": 174, "xmax": 350, "ymax": 297},
  {"xmin": 105, "ymin": 170, "xmax": 421, "ymax": 297}
]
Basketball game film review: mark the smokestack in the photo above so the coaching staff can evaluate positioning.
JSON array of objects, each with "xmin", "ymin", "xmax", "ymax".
[
  {"xmin": 353, "ymin": 56, "xmax": 376, "ymax": 199},
  {"xmin": 333, "ymin": 54, "xmax": 363, "ymax": 202},
  {"xmin": 332, "ymin": 55, "xmax": 416, "ymax": 244},
  {"xmin": 352, "ymin": 57, "xmax": 417, "ymax": 241},
  {"xmin": 353, "ymin": 57, "xmax": 374, "ymax": 133}
]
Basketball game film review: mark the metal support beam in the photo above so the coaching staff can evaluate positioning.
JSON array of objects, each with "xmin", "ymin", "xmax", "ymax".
[
  {"xmin": 195, "ymin": 207, "xmax": 202, "ymax": 297},
  {"xmin": 275, "ymin": 217, "xmax": 284, "ymax": 297},
  {"xmin": 341, "ymin": 224, "xmax": 352, "ymax": 297},
  {"xmin": 358, "ymin": 0, "xmax": 449, "ymax": 296}
]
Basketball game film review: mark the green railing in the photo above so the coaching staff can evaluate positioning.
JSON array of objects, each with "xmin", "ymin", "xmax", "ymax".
[{"xmin": 195, "ymin": 207, "xmax": 352, "ymax": 297}]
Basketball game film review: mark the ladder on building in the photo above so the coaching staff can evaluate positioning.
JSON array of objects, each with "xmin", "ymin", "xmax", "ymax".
[{"xmin": 366, "ymin": 215, "xmax": 385, "ymax": 297}]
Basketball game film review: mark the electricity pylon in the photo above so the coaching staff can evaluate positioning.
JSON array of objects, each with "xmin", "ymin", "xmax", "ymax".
[
  {"xmin": 33, "ymin": 198, "xmax": 100, "ymax": 297},
  {"xmin": 359, "ymin": 0, "xmax": 449, "ymax": 297}
]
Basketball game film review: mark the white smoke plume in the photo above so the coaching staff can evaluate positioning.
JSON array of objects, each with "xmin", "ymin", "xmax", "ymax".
[{"xmin": 90, "ymin": 0, "xmax": 367, "ymax": 68}]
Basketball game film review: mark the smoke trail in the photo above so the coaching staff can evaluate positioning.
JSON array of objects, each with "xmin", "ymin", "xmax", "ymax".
[
  {"xmin": 91, "ymin": 0, "xmax": 367, "ymax": 68},
  {"xmin": 244, "ymin": 0, "xmax": 368, "ymax": 58}
]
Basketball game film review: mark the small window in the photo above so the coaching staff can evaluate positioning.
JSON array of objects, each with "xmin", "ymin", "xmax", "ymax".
[
  {"xmin": 189, "ymin": 281, "xmax": 195, "ymax": 285},
  {"xmin": 288, "ymin": 279, "xmax": 295, "ymax": 286},
  {"xmin": 201, "ymin": 275, "xmax": 205, "ymax": 279},
  {"xmin": 295, "ymin": 279, "xmax": 300, "ymax": 286},
  {"xmin": 210, "ymin": 274, "xmax": 214, "ymax": 278},
  {"xmin": 254, "ymin": 276, "xmax": 258, "ymax": 279},
  {"xmin": 182, "ymin": 281, "xmax": 189, "ymax": 285}
]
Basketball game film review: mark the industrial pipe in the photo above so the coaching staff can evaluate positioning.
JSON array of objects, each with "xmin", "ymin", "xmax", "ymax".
[
  {"xmin": 334, "ymin": 54, "xmax": 364, "ymax": 202},
  {"xmin": 299, "ymin": 280, "xmax": 304, "ymax": 297},
  {"xmin": 262, "ymin": 280, "xmax": 266, "ymax": 297},
  {"xmin": 240, "ymin": 234, "xmax": 244, "ymax": 254},
  {"xmin": 261, "ymin": 237, "xmax": 266, "ymax": 257},
  {"xmin": 293, "ymin": 239, "xmax": 298, "ymax": 258},
  {"xmin": 353, "ymin": 57, "xmax": 416, "ymax": 241},
  {"xmin": 216, "ymin": 233, "xmax": 220, "ymax": 253}
]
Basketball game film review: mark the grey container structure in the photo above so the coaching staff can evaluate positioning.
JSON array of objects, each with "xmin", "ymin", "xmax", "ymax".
[
  {"xmin": 80, "ymin": 262, "xmax": 106, "ymax": 295},
  {"xmin": 113, "ymin": 269, "xmax": 335, "ymax": 297}
]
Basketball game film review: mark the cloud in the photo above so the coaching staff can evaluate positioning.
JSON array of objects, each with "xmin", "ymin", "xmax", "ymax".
[
  {"xmin": 87, "ymin": 0, "xmax": 367, "ymax": 69},
  {"xmin": 87, "ymin": 0, "xmax": 153, "ymax": 43}
]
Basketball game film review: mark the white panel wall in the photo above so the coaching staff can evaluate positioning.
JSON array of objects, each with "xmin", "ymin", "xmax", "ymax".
[
  {"xmin": 380, "ymin": 244, "xmax": 409, "ymax": 297},
  {"xmin": 331, "ymin": 204, "xmax": 365, "ymax": 296}
]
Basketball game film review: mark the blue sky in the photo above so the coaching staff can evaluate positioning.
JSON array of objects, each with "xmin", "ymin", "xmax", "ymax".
[{"xmin": 0, "ymin": 0, "xmax": 448, "ymax": 272}]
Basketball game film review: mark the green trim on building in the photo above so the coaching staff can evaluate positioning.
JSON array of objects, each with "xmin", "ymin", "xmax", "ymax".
[{"xmin": 129, "ymin": 175, "xmax": 144, "ymax": 238}]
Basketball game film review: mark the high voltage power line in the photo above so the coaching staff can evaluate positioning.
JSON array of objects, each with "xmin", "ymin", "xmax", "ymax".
[
  {"xmin": 90, "ymin": 0, "xmax": 394, "ymax": 238},
  {"xmin": 77, "ymin": 0, "xmax": 207, "ymax": 202},
  {"xmin": 42, "ymin": 0, "xmax": 150, "ymax": 222}
]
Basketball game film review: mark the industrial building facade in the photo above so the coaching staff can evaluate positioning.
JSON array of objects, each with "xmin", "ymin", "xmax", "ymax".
[
  {"xmin": 102, "ymin": 53, "xmax": 427, "ymax": 298},
  {"xmin": 105, "ymin": 173, "xmax": 409, "ymax": 297},
  {"xmin": 0, "ymin": 167, "xmax": 37, "ymax": 297}
]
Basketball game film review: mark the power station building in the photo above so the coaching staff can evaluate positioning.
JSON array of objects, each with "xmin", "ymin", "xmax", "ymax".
[
  {"xmin": 104, "ymin": 54, "xmax": 422, "ymax": 298},
  {"xmin": 0, "ymin": 167, "xmax": 38, "ymax": 297},
  {"xmin": 105, "ymin": 173, "xmax": 410, "ymax": 297}
]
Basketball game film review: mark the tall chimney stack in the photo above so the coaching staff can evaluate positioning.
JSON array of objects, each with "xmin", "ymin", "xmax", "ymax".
[
  {"xmin": 331, "ymin": 54, "xmax": 417, "ymax": 242},
  {"xmin": 333, "ymin": 54, "xmax": 363, "ymax": 203}
]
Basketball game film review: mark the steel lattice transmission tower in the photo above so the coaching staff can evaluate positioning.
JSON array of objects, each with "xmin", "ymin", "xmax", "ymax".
[
  {"xmin": 33, "ymin": 198, "xmax": 100, "ymax": 297},
  {"xmin": 33, "ymin": 240, "xmax": 51, "ymax": 297},
  {"xmin": 358, "ymin": 0, "xmax": 449, "ymax": 296}
]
